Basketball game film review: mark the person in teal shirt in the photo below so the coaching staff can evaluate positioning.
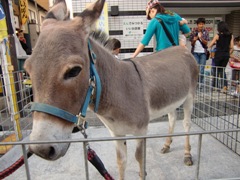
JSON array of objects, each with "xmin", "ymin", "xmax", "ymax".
[{"xmin": 132, "ymin": 0, "xmax": 190, "ymax": 58}]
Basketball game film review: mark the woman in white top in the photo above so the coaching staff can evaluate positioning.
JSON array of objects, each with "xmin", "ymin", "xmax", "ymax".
[
  {"xmin": 225, "ymin": 36, "xmax": 240, "ymax": 79},
  {"xmin": 231, "ymin": 36, "xmax": 240, "ymax": 61},
  {"xmin": 225, "ymin": 36, "xmax": 240, "ymax": 94}
]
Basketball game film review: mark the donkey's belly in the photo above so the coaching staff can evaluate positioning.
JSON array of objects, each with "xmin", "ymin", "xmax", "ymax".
[
  {"xmin": 97, "ymin": 114, "xmax": 147, "ymax": 136},
  {"xmin": 149, "ymin": 97, "xmax": 186, "ymax": 120}
]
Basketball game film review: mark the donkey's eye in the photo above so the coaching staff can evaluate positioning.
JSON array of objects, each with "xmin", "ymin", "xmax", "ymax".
[{"xmin": 64, "ymin": 66, "xmax": 82, "ymax": 79}]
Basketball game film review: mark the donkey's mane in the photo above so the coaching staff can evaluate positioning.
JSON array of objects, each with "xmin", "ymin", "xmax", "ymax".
[
  {"xmin": 90, "ymin": 30, "xmax": 110, "ymax": 47},
  {"xmin": 90, "ymin": 30, "xmax": 116, "ymax": 53},
  {"xmin": 90, "ymin": 30, "xmax": 110, "ymax": 51}
]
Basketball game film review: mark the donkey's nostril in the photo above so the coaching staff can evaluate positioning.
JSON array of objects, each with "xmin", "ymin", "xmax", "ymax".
[
  {"xmin": 29, "ymin": 143, "xmax": 68, "ymax": 160},
  {"xmin": 49, "ymin": 146, "xmax": 56, "ymax": 159}
]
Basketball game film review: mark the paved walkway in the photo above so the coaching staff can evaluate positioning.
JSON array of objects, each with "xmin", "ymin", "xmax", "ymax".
[{"xmin": 2, "ymin": 121, "xmax": 240, "ymax": 180}]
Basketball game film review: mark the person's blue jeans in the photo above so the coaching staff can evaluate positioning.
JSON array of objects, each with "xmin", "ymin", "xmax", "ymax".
[{"xmin": 193, "ymin": 52, "xmax": 207, "ymax": 85}]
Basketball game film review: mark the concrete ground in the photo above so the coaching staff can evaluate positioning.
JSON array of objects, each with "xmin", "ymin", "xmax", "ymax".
[{"xmin": 1, "ymin": 120, "xmax": 240, "ymax": 180}]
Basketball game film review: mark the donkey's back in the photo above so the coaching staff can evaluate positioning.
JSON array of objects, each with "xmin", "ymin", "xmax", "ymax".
[{"xmin": 134, "ymin": 46, "xmax": 198, "ymax": 119}]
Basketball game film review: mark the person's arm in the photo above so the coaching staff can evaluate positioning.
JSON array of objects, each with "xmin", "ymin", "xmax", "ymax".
[
  {"xmin": 132, "ymin": 19, "xmax": 156, "ymax": 58},
  {"xmin": 179, "ymin": 19, "xmax": 188, "ymax": 26},
  {"xmin": 132, "ymin": 43, "xmax": 145, "ymax": 58},
  {"xmin": 198, "ymin": 32, "xmax": 208, "ymax": 46},
  {"xmin": 180, "ymin": 24, "xmax": 190, "ymax": 35},
  {"xmin": 176, "ymin": 14, "xmax": 190, "ymax": 36},
  {"xmin": 198, "ymin": 29, "xmax": 209, "ymax": 46},
  {"xmin": 229, "ymin": 35, "xmax": 234, "ymax": 55},
  {"xmin": 208, "ymin": 34, "xmax": 219, "ymax": 49},
  {"xmin": 191, "ymin": 34, "xmax": 199, "ymax": 46},
  {"xmin": 189, "ymin": 31, "xmax": 194, "ymax": 42}
]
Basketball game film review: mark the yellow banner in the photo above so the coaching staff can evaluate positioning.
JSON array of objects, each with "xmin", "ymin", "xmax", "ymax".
[
  {"xmin": 20, "ymin": 0, "xmax": 29, "ymax": 25},
  {"xmin": 0, "ymin": 5, "xmax": 22, "ymax": 141},
  {"xmin": 86, "ymin": 2, "xmax": 109, "ymax": 34},
  {"xmin": 96, "ymin": 3, "xmax": 109, "ymax": 34},
  {"xmin": 0, "ymin": 4, "xmax": 8, "ymax": 41}
]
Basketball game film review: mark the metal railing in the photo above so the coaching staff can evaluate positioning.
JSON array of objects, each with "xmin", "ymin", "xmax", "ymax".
[
  {"xmin": 1, "ymin": 128, "xmax": 240, "ymax": 180},
  {"xmin": 193, "ymin": 65, "xmax": 240, "ymax": 156}
]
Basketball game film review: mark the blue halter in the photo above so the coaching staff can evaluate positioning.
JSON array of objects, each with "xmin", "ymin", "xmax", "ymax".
[{"xmin": 30, "ymin": 40, "xmax": 101, "ymax": 126}]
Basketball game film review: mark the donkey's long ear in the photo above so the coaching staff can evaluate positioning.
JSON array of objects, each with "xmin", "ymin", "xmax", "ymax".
[
  {"xmin": 45, "ymin": 0, "xmax": 69, "ymax": 21},
  {"xmin": 74, "ymin": 0, "xmax": 105, "ymax": 33}
]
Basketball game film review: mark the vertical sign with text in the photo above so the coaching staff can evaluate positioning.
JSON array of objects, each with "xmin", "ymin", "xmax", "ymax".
[
  {"xmin": 86, "ymin": 2, "xmax": 109, "ymax": 34},
  {"xmin": 123, "ymin": 19, "xmax": 143, "ymax": 40},
  {"xmin": 96, "ymin": 3, "xmax": 109, "ymax": 34}
]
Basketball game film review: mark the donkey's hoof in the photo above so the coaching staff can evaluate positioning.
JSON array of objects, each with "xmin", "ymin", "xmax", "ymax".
[
  {"xmin": 184, "ymin": 156, "xmax": 193, "ymax": 166},
  {"xmin": 160, "ymin": 146, "xmax": 170, "ymax": 154},
  {"xmin": 139, "ymin": 171, "xmax": 147, "ymax": 178}
]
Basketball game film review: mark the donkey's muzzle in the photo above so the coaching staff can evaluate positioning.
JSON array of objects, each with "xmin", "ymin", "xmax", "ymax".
[{"xmin": 29, "ymin": 143, "xmax": 70, "ymax": 160}]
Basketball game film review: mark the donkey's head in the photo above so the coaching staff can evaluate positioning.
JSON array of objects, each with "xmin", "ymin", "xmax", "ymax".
[{"xmin": 26, "ymin": 0, "xmax": 105, "ymax": 160}]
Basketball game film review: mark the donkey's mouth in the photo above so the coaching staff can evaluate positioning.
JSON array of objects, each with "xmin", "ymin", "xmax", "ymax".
[{"xmin": 29, "ymin": 143, "xmax": 70, "ymax": 160}]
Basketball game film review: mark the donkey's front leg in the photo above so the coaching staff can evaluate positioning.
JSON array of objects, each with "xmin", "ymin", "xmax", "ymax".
[
  {"xmin": 115, "ymin": 139, "xmax": 127, "ymax": 180},
  {"xmin": 135, "ymin": 139, "xmax": 146, "ymax": 180},
  {"xmin": 161, "ymin": 111, "xmax": 177, "ymax": 154}
]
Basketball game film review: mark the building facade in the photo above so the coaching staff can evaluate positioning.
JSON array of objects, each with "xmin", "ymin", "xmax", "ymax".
[
  {"xmin": 11, "ymin": 0, "xmax": 49, "ymax": 49},
  {"xmin": 72, "ymin": 0, "xmax": 240, "ymax": 58},
  {"xmin": 8, "ymin": 0, "xmax": 240, "ymax": 58}
]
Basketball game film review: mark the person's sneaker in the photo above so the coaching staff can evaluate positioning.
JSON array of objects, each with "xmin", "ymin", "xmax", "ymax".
[{"xmin": 221, "ymin": 86, "xmax": 228, "ymax": 93}]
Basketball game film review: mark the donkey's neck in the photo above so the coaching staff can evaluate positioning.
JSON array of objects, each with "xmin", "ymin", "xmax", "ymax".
[
  {"xmin": 88, "ymin": 38, "xmax": 143, "ymax": 114},
  {"xmin": 89, "ymin": 38, "xmax": 120, "ymax": 82}
]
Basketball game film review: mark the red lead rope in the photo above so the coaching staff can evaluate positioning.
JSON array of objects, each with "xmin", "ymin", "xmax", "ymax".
[
  {"xmin": 78, "ymin": 124, "xmax": 115, "ymax": 180},
  {"xmin": 87, "ymin": 147, "xmax": 115, "ymax": 180},
  {"xmin": 1, "ymin": 125, "xmax": 114, "ymax": 180},
  {"xmin": 0, "ymin": 151, "xmax": 33, "ymax": 179},
  {"xmin": 0, "ymin": 148, "xmax": 114, "ymax": 180}
]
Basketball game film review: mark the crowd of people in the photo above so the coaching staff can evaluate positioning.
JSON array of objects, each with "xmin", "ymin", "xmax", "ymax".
[{"xmin": 108, "ymin": 0, "xmax": 240, "ymax": 95}]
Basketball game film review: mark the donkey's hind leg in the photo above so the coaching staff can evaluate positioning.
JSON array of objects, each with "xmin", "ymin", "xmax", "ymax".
[
  {"xmin": 183, "ymin": 94, "xmax": 194, "ymax": 166},
  {"xmin": 161, "ymin": 110, "xmax": 177, "ymax": 154},
  {"xmin": 135, "ymin": 128, "xmax": 148, "ymax": 180}
]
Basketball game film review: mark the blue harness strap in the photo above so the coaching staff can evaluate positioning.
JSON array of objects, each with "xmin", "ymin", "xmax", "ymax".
[
  {"xmin": 30, "ymin": 40, "xmax": 101, "ymax": 125},
  {"xmin": 80, "ymin": 84, "xmax": 93, "ymax": 117},
  {"xmin": 31, "ymin": 103, "xmax": 78, "ymax": 123},
  {"xmin": 88, "ymin": 40, "xmax": 101, "ymax": 113}
]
